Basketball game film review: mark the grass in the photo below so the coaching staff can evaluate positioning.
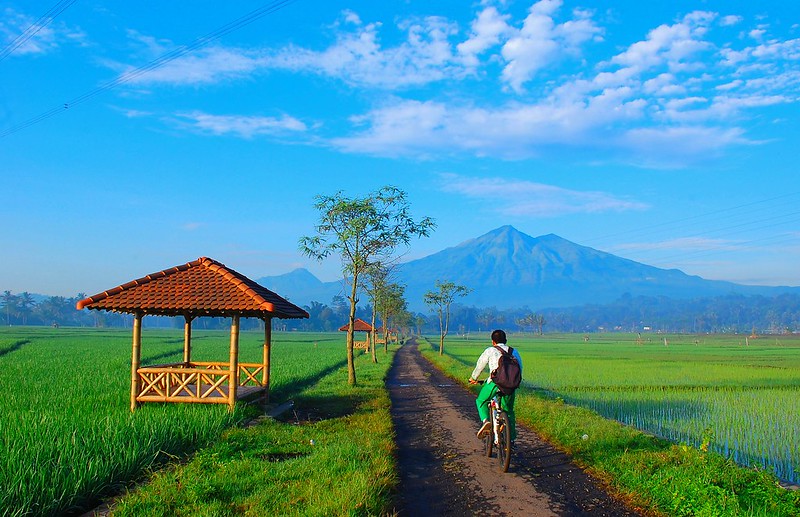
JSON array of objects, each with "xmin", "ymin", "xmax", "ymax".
[
  {"xmin": 421, "ymin": 333, "xmax": 800, "ymax": 517},
  {"xmin": 0, "ymin": 327, "xmax": 396, "ymax": 516},
  {"xmin": 108, "ymin": 337, "xmax": 398, "ymax": 516}
]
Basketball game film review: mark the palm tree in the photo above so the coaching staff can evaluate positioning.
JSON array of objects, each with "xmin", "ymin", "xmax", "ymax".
[
  {"xmin": 1, "ymin": 291, "xmax": 17, "ymax": 326},
  {"xmin": 18, "ymin": 292, "xmax": 35, "ymax": 325}
]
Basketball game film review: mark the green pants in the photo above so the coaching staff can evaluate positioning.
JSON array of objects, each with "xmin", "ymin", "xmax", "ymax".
[{"xmin": 476, "ymin": 381, "xmax": 516, "ymax": 440}]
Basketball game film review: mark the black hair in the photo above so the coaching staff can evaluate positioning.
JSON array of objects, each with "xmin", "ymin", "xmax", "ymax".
[{"xmin": 491, "ymin": 329, "xmax": 507, "ymax": 344}]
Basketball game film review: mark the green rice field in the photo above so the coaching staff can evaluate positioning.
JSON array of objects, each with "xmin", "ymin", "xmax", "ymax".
[
  {"xmin": 0, "ymin": 327, "xmax": 346, "ymax": 516},
  {"xmin": 442, "ymin": 332, "xmax": 800, "ymax": 486}
]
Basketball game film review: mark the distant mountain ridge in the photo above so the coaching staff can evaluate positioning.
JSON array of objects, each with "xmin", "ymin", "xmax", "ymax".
[{"xmin": 258, "ymin": 226, "xmax": 798, "ymax": 311}]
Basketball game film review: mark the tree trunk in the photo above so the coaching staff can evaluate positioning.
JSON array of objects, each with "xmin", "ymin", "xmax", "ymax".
[
  {"xmin": 370, "ymin": 310, "xmax": 378, "ymax": 363},
  {"xmin": 347, "ymin": 277, "xmax": 358, "ymax": 386}
]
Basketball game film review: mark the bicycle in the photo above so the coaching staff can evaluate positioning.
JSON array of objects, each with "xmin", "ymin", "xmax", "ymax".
[{"xmin": 474, "ymin": 381, "xmax": 512, "ymax": 472}]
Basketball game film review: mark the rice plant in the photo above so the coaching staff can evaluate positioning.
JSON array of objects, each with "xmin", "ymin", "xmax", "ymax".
[
  {"xmin": 0, "ymin": 327, "xmax": 343, "ymax": 516},
  {"xmin": 443, "ymin": 332, "xmax": 800, "ymax": 485}
]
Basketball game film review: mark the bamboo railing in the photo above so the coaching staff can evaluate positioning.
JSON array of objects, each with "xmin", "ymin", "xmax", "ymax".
[{"xmin": 136, "ymin": 361, "xmax": 265, "ymax": 404}]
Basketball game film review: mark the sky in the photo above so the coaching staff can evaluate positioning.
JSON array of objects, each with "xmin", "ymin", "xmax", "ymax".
[{"xmin": 2, "ymin": 0, "xmax": 800, "ymax": 299}]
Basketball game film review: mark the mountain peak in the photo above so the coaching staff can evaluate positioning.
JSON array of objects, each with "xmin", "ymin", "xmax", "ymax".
[{"xmin": 258, "ymin": 226, "xmax": 797, "ymax": 311}]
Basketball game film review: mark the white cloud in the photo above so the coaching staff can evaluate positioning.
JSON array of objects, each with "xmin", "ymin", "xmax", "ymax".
[
  {"xmin": 613, "ymin": 237, "xmax": 743, "ymax": 252},
  {"xmin": 457, "ymin": 6, "xmax": 512, "ymax": 67},
  {"xmin": 0, "ymin": 7, "xmax": 86, "ymax": 57},
  {"xmin": 609, "ymin": 11, "xmax": 714, "ymax": 73},
  {"xmin": 266, "ymin": 15, "xmax": 461, "ymax": 88},
  {"xmin": 620, "ymin": 126, "xmax": 748, "ymax": 167},
  {"xmin": 109, "ymin": 32, "xmax": 267, "ymax": 85},
  {"xmin": 500, "ymin": 0, "xmax": 602, "ymax": 92},
  {"xmin": 105, "ymin": 5, "xmax": 800, "ymax": 168},
  {"xmin": 719, "ymin": 15, "xmax": 743, "ymax": 27},
  {"xmin": 174, "ymin": 111, "xmax": 307, "ymax": 138},
  {"xmin": 438, "ymin": 173, "xmax": 648, "ymax": 216}
]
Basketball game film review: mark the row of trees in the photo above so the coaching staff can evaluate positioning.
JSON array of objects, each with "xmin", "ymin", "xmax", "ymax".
[
  {"xmin": 1, "ymin": 291, "xmax": 91, "ymax": 327},
  {"xmin": 7, "ymin": 288, "xmax": 798, "ymax": 337}
]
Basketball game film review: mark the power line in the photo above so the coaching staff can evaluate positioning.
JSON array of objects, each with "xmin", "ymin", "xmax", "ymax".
[
  {"xmin": 582, "ymin": 191, "xmax": 800, "ymax": 247},
  {"xmin": 578, "ymin": 192, "xmax": 800, "ymax": 277},
  {"xmin": 0, "ymin": 0, "xmax": 299, "ymax": 138},
  {"xmin": 0, "ymin": 0, "xmax": 78, "ymax": 62}
]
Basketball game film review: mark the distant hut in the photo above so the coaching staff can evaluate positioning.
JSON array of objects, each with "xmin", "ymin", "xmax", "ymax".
[
  {"xmin": 375, "ymin": 326, "xmax": 398, "ymax": 345},
  {"xmin": 76, "ymin": 257, "xmax": 308, "ymax": 411},
  {"xmin": 339, "ymin": 318, "xmax": 373, "ymax": 350}
]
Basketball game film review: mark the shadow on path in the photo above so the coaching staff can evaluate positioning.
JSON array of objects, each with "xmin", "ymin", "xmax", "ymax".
[{"xmin": 388, "ymin": 340, "xmax": 643, "ymax": 517}]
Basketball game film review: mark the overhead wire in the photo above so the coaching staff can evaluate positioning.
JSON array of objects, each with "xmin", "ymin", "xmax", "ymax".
[
  {"xmin": 582, "ymin": 191, "xmax": 800, "ymax": 246},
  {"xmin": 0, "ymin": 0, "xmax": 78, "ymax": 62},
  {"xmin": 580, "ymin": 191, "xmax": 800, "ymax": 276},
  {"xmin": 0, "ymin": 0, "xmax": 299, "ymax": 138}
]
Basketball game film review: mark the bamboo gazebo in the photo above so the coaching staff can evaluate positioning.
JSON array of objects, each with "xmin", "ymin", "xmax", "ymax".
[
  {"xmin": 339, "ymin": 318, "xmax": 373, "ymax": 350},
  {"xmin": 76, "ymin": 257, "xmax": 308, "ymax": 411}
]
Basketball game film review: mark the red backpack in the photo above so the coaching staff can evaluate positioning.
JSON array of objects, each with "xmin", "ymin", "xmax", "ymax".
[{"xmin": 491, "ymin": 346, "xmax": 521, "ymax": 394}]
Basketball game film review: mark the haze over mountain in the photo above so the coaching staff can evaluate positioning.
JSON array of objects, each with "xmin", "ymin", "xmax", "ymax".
[{"xmin": 258, "ymin": 226, "xmax": 798, "ymax": 312}]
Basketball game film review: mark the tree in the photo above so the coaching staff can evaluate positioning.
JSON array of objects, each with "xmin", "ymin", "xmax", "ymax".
[
  {"xmin": 363, "ymin": 262, "xmax": 406, "ymax": 361},
  {"xmin": 300, "ymin": 186, "xmax": 435, "ymax": 385},
  {"xmin": 516, "ymin": 313, "xmax": 536, "ymax": 334},
  {"xmin": 424, "ymin": 280, "xmax": 471, "ymax": 356},
  {"xmin": 363, "ymin": 262, "xmax": 390, "ymax": 363},
  {"xmin": 377, "ymin": 281, "xmax": 406, "ymax": 354},
  {"xmin": 1, "ymin": 291, "xmax": 18, "ymax": 326},
  {"xmin": 36, "ymin": 296, "xmax": 71, "ymax": 326},
  {"xmin": 17, "ymin": 292, "xmax": 35, "ymax": 326},
  {"xmin": 535, "ymin": 313, "xmax": 546, "ymax": 335}
]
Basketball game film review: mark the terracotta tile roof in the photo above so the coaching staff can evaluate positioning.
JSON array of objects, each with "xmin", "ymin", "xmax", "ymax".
[
  {"xmin": 339, "ymin": 318, "xmax": 373, "ymax": 332},
  {"xmin": 76, "ymin": 257, "xmax": 308, "ymax": 319}
]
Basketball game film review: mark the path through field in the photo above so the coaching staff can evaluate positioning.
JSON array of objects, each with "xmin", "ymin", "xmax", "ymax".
[{"xmin": 388, "ymin": 342, "xmax": 644, "ymax": 517}]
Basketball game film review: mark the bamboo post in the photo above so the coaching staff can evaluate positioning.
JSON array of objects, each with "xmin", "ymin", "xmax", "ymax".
[
  {"xmin": 262, "ymin": 317, "xmax": 272, "ymax": 404},
  {"xmin": 130, "ymin": 312, "xmax": 143, "ymax": 412},
  {"xmin": 228, "ymin": 315, "xmax": 240, "ymax": 410},
  {"xmin": 183, "ymin": 315, "xmax": 193, "ymax": 364}
]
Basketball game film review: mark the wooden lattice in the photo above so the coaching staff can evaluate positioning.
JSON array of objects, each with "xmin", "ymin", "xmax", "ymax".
[{"xmin": 136, "ymin": 362, "xmax": 266, "ymax": 404}]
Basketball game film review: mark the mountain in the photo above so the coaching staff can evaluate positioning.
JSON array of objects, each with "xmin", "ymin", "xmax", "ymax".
[
  {"xmin": 258, "ymin": 226, "xmax": 798, "ymax": 311},
  {"xmin": 256, "ymin": 268, "xmax": 345, "ymax": 307}
]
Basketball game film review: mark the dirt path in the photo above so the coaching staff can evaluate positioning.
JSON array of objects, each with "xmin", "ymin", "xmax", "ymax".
[{"xmin": 388, "ymin": 342, "xmax": 644, "ymax": 517}]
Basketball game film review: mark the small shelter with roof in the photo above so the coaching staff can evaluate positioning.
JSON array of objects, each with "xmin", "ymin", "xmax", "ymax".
[
  {"xmin": 375, "ymin": 326, "xmax": 399, "ymax": 346},
  {"xmin": 76, "ymin": 257, "xmax": 308, "ymax": 411},
  {"xmin": 339, "ymin": 318, "xmax": 373, "ymax": 350}
]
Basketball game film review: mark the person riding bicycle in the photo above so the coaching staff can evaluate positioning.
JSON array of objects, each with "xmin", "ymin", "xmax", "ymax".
[{"xmin": 468, "ymin": 329, "xmax": 522, "ymax": 441}]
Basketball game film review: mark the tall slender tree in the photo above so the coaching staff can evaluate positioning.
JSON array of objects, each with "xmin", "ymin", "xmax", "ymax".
[
  {"xmin": 424, "ymin": 280, "xmax": 471, "ymax": 356},
  {"xmin": 377, "ymin": 281, "xmax": 406, "ymax": 354},
  {"xmin": 363, "ymin": 262, "xmax": 390, "ymax": 363},
  {"xmin": 1, "ymin": 291, "xmax": 17, "ymax": 326},
  {"xmin": 300, "ymin": 186, "xmax": 435, "ymax": 385},
  {"xmin": 18, "ymin": 292, "xmax": 35, "ymax": 326}
]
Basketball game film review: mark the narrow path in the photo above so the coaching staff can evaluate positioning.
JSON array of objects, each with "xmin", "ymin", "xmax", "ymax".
[{"xmin": 388, "ymin": 342, "xmax": 644, "ymax": 517}]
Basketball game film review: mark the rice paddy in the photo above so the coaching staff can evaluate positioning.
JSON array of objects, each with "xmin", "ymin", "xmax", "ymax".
[
  {"xmin": 0, "ymin": 326, "xmax": 345, "ymax": 516},
  {"xmin": 443, "ymin": 332, "xmax": 800, "ymax": 486}
]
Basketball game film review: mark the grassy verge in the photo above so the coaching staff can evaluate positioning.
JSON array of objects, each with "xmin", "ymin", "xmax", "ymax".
[
  {"xmin": 419, "ymin": 338, "xmax": 800, "ymax": 517},
  {"xmin": 109, "ymin": 345, "xmax": 398, "ymax": 516}
]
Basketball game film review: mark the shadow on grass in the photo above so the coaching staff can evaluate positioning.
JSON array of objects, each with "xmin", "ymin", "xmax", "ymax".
[
  {"xmin": 280, "ymin": 391, "xmax": 374, "ymax": 424},
  {"xmin": 141, "ymin": 348, "xmax": 185, "ymax": 364},
  {"xmin": 0, "ymin": 339, "xmax": 30, "ymax": 358},
  {"xmin": 269, "ymin": 358, "xmax": 349, "ymax": 401}
]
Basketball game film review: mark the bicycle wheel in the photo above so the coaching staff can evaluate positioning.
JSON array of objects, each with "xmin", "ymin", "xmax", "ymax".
[
  {"xmin": 484, "ymin": 417, "xmax": 494, "ymax": 458},
  {"xmin": 496, "ymin": 411, "xmax": 511, "ymax": 472}
]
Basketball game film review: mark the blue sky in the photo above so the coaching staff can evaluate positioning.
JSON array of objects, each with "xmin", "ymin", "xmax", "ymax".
[{"xmin": 2, "ymin": 0, "xmax": 800, "ymax": 298}]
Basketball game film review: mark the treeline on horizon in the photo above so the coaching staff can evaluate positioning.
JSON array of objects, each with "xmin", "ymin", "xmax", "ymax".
[{"xmin": 3, "ymin": 290, "xmax": 800, "ymax": 335}]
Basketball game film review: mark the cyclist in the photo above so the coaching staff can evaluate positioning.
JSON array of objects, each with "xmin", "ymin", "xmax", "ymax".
[{"xmin": 468, "ymin": 329, "xmax": 522, "ymax": 441}]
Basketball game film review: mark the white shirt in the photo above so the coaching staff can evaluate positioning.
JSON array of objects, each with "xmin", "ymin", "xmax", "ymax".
[{"xmin": 470, "ymin": 343, "xmax": 523, "ymax": 381}]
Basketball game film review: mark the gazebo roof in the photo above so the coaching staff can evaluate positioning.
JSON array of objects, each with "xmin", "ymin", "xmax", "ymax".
[
  {"xmin": 339, "ymin": 318, "xmax": 373, "ymax": 332},
  {"xmin": 76, "ymin": 257, "xmax": 309, "ymax": 319}
]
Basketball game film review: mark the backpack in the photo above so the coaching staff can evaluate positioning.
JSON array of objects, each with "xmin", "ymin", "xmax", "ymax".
[{"xmin": 491, "ymin": 345, "xmax": 521, "ymax": 394}]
